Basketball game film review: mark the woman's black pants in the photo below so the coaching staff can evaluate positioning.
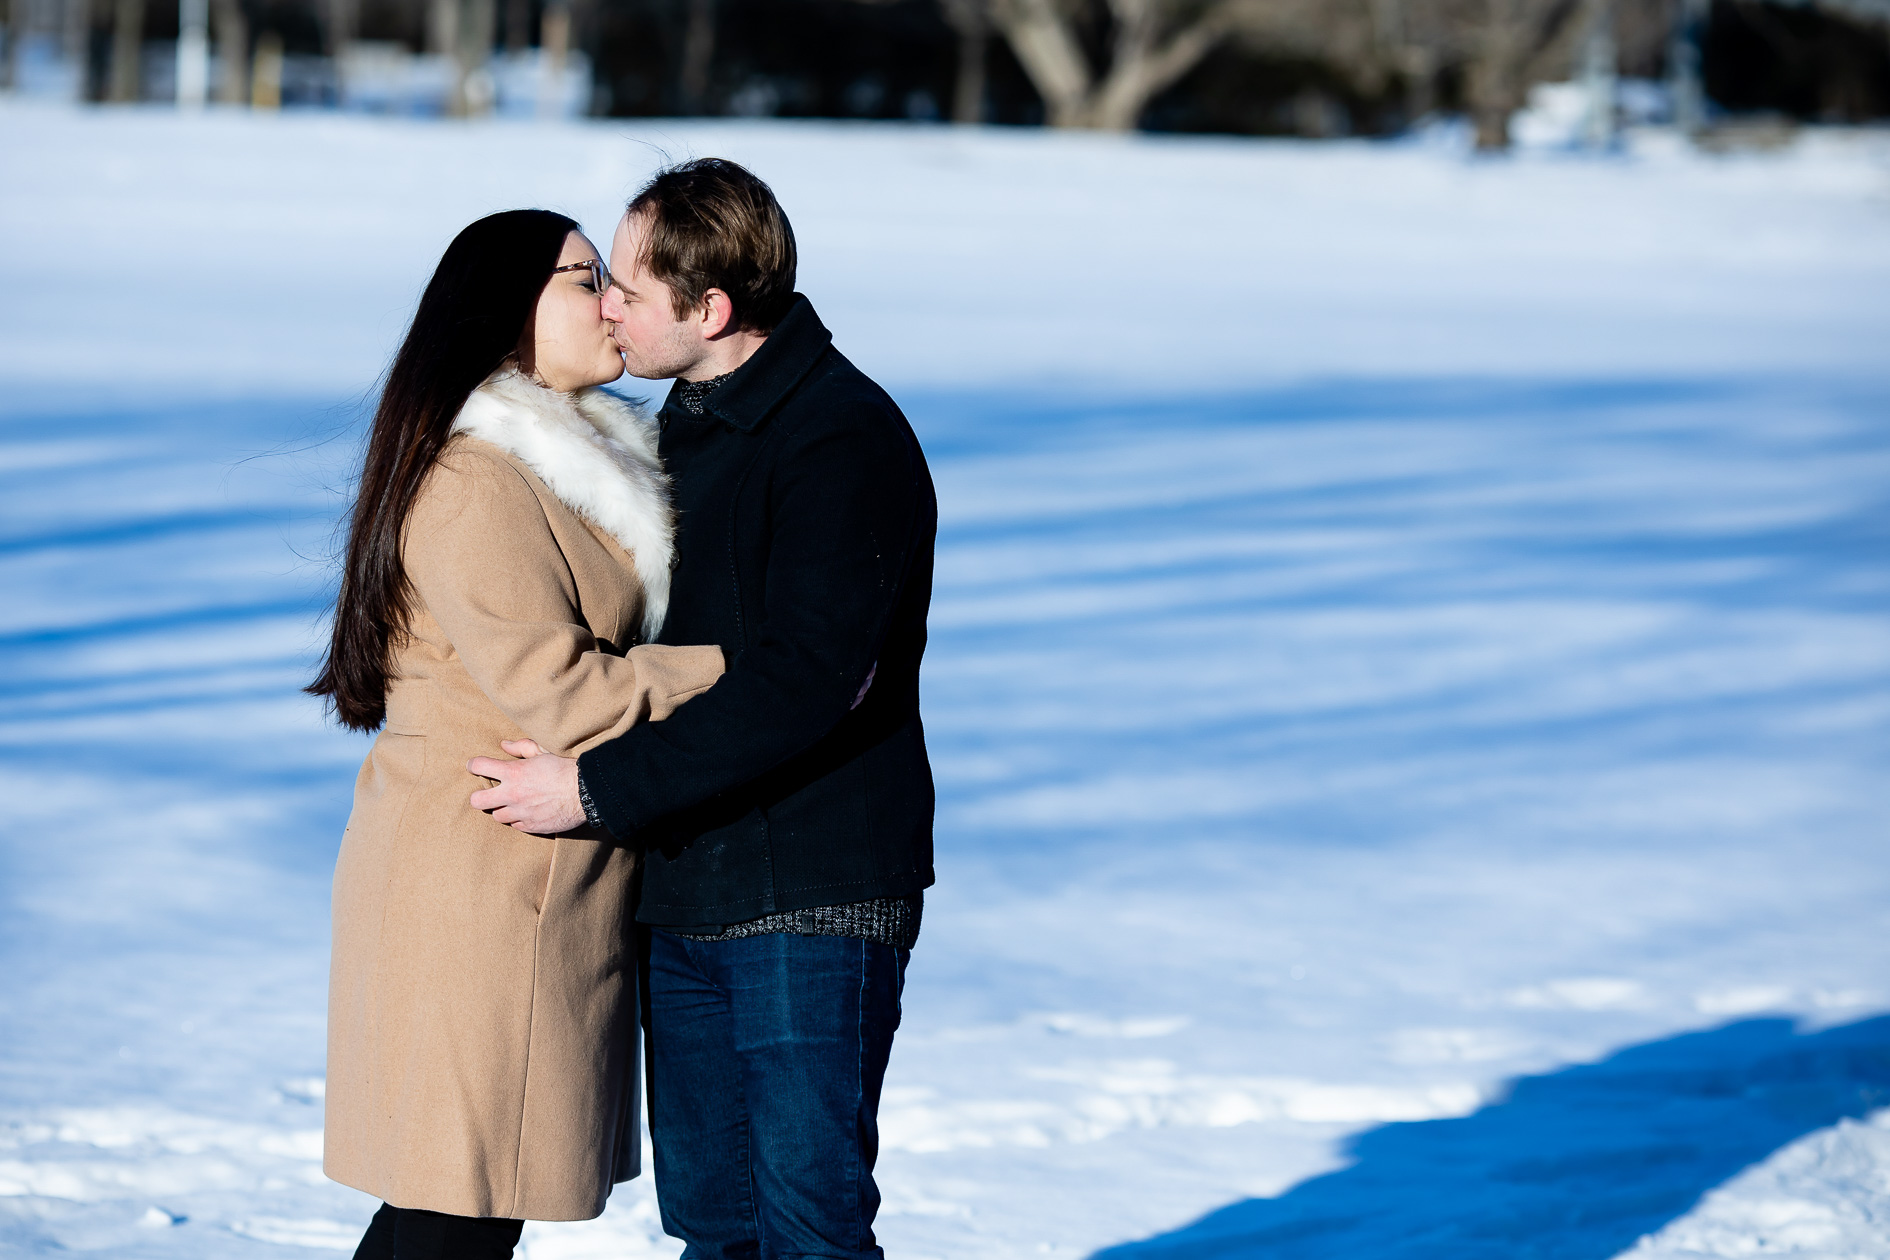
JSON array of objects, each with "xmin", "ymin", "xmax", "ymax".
[{"xmin": 352, "ymin": 1203, "xmax": 524, "ymax": 1260}]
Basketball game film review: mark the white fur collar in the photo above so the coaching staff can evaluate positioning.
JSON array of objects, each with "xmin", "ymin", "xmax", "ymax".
[{"xmin": 452, "ymin": 370, "xmax": 673, "ymax": 642}]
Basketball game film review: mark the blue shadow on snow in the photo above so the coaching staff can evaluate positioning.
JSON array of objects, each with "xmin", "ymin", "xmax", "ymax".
[{"xmin": 1094, "ymin": 1015, "xmax": 1890, "ymax": 1260}]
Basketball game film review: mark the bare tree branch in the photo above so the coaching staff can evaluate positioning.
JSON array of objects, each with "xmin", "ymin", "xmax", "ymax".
[
  {"xmin": 990, "ymin": 0, "xmax": 1096, "ymax": 122},
  {"xmin": 986, "ymin": 0, "xmax": 1232, "ymax": 127},
  {"xmin": 1092, "ymin": 1, "xmax": 1232, "ymax": 127}
]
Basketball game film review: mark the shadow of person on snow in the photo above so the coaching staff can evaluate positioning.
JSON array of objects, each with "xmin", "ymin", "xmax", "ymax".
[{"xmin": 1093, "ymin": 1015, "xmax": 1890, "ymax": 1260}]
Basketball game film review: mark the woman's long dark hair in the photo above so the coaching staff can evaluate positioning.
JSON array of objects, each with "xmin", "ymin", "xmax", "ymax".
[{"xmin": 308, "ymin": 209, "xmax": 579, "ymax": 731}]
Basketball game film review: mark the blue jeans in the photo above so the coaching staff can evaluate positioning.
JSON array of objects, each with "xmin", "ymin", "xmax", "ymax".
[{"xmin": 646, "ymin": 927, "xmax": 907, "ymax": 1260}]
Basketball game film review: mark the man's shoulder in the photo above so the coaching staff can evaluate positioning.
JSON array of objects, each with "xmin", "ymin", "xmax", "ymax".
[{"xmin": 777, "ymin": 348, "xmax": 912, "ymax": 443}]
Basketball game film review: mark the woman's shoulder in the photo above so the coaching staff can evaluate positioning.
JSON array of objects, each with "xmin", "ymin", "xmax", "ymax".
[
  {"xmin": 409, "ymin": 436, "xmax": 550, "ymax": 535},
  {"xmin": 433, "ymin": 432, "xmax": 537, "ymax": 482}
]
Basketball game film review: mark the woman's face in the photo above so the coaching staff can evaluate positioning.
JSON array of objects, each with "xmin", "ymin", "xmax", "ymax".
[{"xmin": 527, "ymin": 232, "xmax": 625, "ymax": 392}]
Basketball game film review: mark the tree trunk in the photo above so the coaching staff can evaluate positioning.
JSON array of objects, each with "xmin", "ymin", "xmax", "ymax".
[
  {"xmin": 538, "ymin": 0, "xmax": 569, "ymax": 117},
  {"xmin": 324, "ymin": 0, "xmax": 355, "ymax": 105},
  {"xmin": 250, "ymin": 28, "xmax": 282, "ymax": 108},
  {"xmin": 176, "ymin": 0, "xmax": 209, "ymax": 106},
  {"xmin": 457, "ymin": 0, "xmax": 497, "ymax": 114},
  {"xmin": 953, "ymin": 25, "xmax": 986, "ymax": 121},
  {"xmin": 428, "ymin": 0, "xmax": 500, "ymax": 116},
  {"xmin": 1667, "ymin": 0, "xmax": 1706, "ymax": 134},
  {"xmin": 106, "ymin": 0, "xmax": 142, "ymax": 101},
  {"xmin": 3, "ymin": 0, "xmax": 25, "ymax": 94},
  {"xmin": 427, "ymin": 0, "xmax": 453, "ymax": 56},
  {"xmin": 990, "ymin": 0, "xmax": 1093, "ymax": 125},
  {"xmin": 212, "ymin": 0, "xmax": 244, "ymax": 102},
  {"xmin": 1467, "ymin": 0, "xmax": 1519, "ymax": 149},
  {"xmin": 1400, "ymin": 45, "xmax": 1435, "ymax": 125},
  {"xmin": 941, "ymin": 0, "xmax": 987, "ymax": 123},
  {"xmin": 1577, "ymin": 0, "xmax": 1615, "ymax": 149},
  {"xmin": 427, "ymin": 0, "xmax": 455, "ymax": 112},
  {"xmin": 328, "ymin": 0, "xmax": 354, "ymax": 52},
  {"xmin": 63, "ymin": 0, "xmax": 89, "ymax": 99},
  {"xmin": 678, "ymin": 0, "xmax": 714, "ymax": 113}
]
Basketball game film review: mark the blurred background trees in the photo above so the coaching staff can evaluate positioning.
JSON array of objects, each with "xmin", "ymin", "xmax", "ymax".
[{"xmin": 2, "ymin": 0, "xmax": 1886, "ymax": 140}]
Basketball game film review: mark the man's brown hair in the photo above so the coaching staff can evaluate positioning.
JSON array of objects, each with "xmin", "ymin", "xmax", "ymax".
[{"xmin": 627, "ymin": 158, "xmax": 798, "ymax": 334}]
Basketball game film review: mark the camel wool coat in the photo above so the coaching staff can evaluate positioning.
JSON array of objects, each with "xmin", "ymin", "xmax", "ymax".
[{"xmin": 323, "ymin": 371, "xmax": 724, "ymax": 1222}]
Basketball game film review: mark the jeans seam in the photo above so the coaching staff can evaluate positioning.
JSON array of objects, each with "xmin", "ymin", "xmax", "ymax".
[
  {"xmin": 741, "ymin": 1073, "xmax": 761, "ymax": 1257},
  {"xmin": 853, "ymin": 936, "xmax": 868, "ymax": 1252},
  {"xmin": 658, "ymin": 930, "xmax": 762, "ymax": 1260},
  {"xmin": 719, "ymin": 936, "xmax": 762, "ymax": 1257}
]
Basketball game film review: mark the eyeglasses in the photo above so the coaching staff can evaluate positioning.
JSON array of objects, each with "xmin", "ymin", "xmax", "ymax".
[{"xmin": 551, "ymin": 258, "xmax": 613, "ymax": 295}]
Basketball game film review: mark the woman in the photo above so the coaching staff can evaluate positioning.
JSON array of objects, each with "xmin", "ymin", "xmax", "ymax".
[{"xmin": 307, "ymin": 210, "xmax": 725, "ymax": 1259}]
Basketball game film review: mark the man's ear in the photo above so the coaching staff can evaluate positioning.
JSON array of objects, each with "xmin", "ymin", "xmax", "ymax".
[{"xmin": 700, "ymin": 289, "xmax": 736, "ymax": 340}]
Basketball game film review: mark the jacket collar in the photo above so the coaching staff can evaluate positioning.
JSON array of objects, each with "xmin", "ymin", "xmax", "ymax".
[
  {"xmin": 662, "ymin": 295, "xmax": 832, "ymax": 434},
  {"xmin": 452, "ymin": 370, "xmax": 675, "ymax": 642}
]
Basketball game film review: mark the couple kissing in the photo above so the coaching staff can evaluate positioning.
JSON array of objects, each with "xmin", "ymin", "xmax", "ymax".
[{"xmin": 308, "ymin": 157, "xmax": 937, "ymax": 1260}]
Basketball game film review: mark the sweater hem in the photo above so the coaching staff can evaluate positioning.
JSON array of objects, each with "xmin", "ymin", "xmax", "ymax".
[{"xmin": 636, "ymin": 868, "xmax": 934, "ymax": 930}]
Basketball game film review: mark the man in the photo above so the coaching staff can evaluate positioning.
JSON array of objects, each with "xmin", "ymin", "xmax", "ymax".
[{"xmin": 470, "ymin": 158, "xmax": 937, "ymax": 1260}]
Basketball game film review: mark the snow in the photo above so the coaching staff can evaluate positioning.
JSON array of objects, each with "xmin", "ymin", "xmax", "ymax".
[
  {"xmin": 1627, "ymin": 1113, "xmax": 1890, "ymax": 1259},
  {"xmin": 2, "ymin": 104, "xmax": 1888, "ymax": 1258}
]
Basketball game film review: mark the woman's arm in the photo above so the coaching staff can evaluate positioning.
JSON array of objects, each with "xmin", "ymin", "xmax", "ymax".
[{"xmin": 403, "ymin": 443, "xmax": 723, "ymax": 757}]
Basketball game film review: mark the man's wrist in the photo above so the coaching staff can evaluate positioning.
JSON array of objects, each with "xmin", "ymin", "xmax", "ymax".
[{"xmin": 576, "ymin": 763, "xmax": 607, "ymax": 833}]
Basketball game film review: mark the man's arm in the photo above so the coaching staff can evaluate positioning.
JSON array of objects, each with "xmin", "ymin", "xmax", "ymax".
[
  {"xmin": 469, "ymin": 655, "xmax": 873, "ymax": 835},
  {"xmin": 579, "ymin": 404, "xmax": 923, "ymax": 839}
]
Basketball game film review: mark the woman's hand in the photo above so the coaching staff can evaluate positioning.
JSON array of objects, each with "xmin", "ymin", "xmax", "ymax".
[{"xmin": 469, "ymin": 739, "xmax": 587, "ymax": 834}]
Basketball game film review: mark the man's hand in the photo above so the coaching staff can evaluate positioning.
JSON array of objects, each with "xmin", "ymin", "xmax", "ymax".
[{"xmin": 468, "ymin": 739, "xmax": 587, "ymax": 835}]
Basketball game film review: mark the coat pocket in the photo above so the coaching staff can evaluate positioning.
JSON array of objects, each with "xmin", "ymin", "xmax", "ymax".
[{"xmin": 532, "ymin": 837, "xmax": 561, "ymax": 917}]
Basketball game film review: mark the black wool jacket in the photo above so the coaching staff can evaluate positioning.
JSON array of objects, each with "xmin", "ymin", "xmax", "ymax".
[{"xmin": 578, "ymin": 296, "xmax": 938, "ymax": 929}]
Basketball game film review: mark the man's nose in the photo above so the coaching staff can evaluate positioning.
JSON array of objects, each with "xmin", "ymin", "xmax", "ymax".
[{"xmin": 600, "ymin": 287, "xmax": 625, "ymax": 321}]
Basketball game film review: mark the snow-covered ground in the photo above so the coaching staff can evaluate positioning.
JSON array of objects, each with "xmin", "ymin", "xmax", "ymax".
[{"xmin": 1, "ymin": 106, "xmax": 1888, "ymax": 1258}]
